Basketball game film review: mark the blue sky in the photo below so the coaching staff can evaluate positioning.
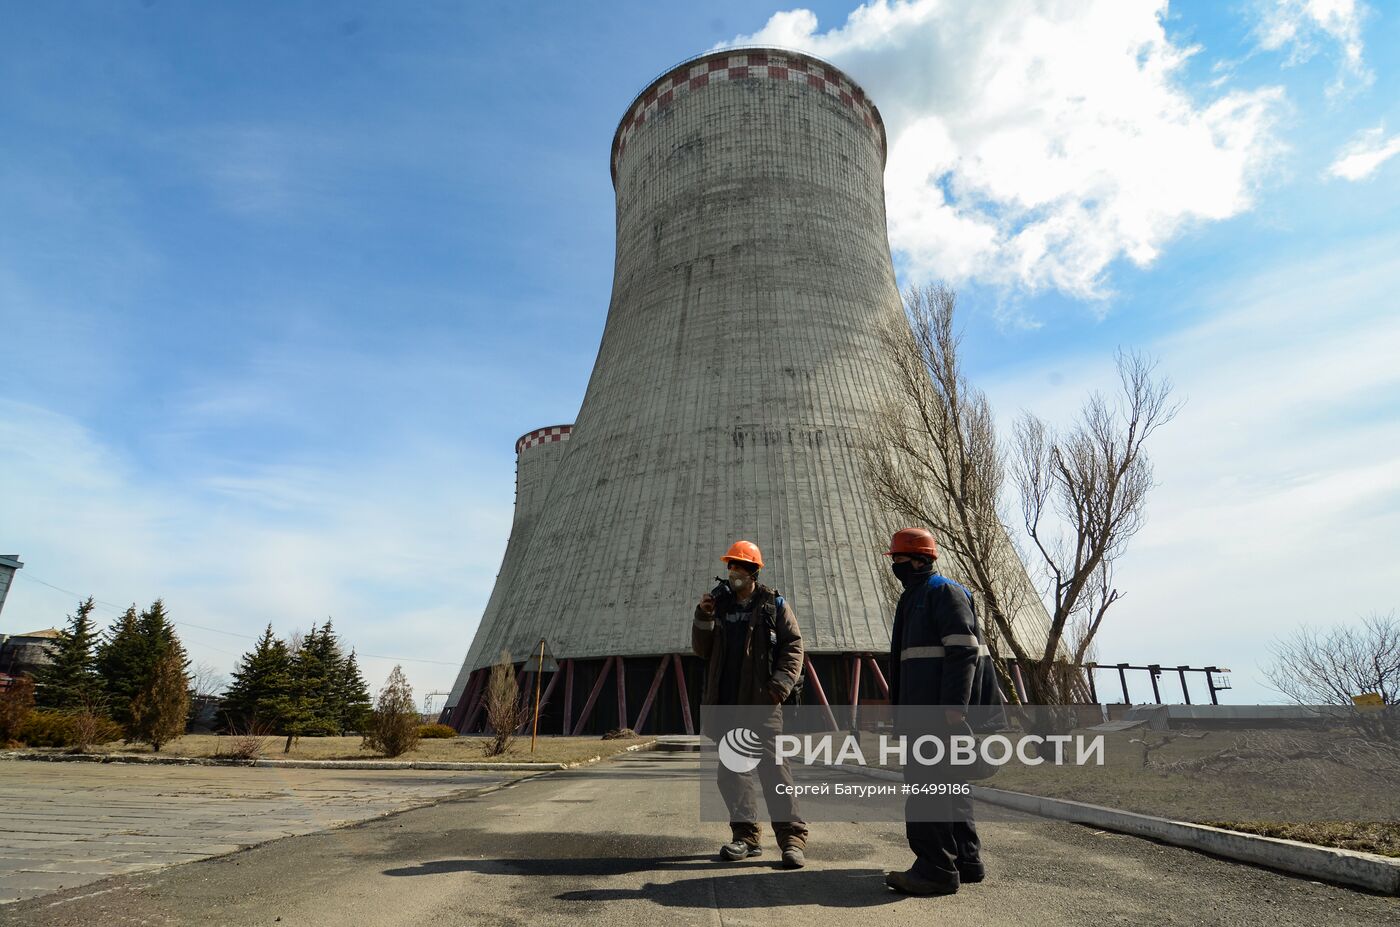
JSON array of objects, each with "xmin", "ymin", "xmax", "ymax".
[{"xmin": 2, "ymin": 1, "xmax": 1396, "ymax": 707}]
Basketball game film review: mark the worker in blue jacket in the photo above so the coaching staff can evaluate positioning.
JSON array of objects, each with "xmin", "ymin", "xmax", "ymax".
[{"xmin": 883, "ymin": 527, "xmax": 1005, "ymax": 896}]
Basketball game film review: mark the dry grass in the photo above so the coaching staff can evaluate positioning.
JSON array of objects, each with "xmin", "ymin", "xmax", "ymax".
[
  {"xmin": 21, "ymin": 734, "xmax": 651, "ymax": 765},
  {"xmin": 1199, "ymin": 821, "xmax": 1400, "ymax": 859},
  {"xmin": 979, "ymin": 729, "xmax": 1398, "ymax": 824},
  {"xmin": 861, "ymin": 727, "xmax": 1400, "ymax": 858}
]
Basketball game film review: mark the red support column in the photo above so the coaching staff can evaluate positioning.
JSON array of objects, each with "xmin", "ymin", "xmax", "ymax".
[
  {"xmin": 452, "ymin": 669, "xmax": 483, "ymax": 732},
  {"xmin": 615, "ymin": 656, "xmax": 628, "ymax": 731},
  {"xmin": 849, "ymin": 655, "xmax": 862, "ymax": 728},
  {"xmin": 633, "ymin": 657, "xmax": 669, "ymax": 734},
  {"xmin": 570, "ymin": 657, "xmax": 615, "ymax": 736},
  {"xmin": 1011, "ymin": 661, "xmax": 1029, "ymax": 703},
  {"xmin": 537, "ymin": 665, "xmax": 562, "ymax": 712},
  {"xmin": 518, "ymin": 670, "xmax": 534, "ymax": 715},
  {"xmin": 464, "ymin": 669, "xmax": 491, "ymax": 733},
  {"xmin": 865, "ymin": 655, "xmax": 890, "ymax": 699},
  {"xmin": 803, "ymin": 655, "xmax": 839, "ymax": 731},
  {"xmin": 516, "ymin": 667, "xmax": 564, "ymax": 734},
  {"xmin": 562, "ymin": 659, "xmax": 575, "ymax": 734},
  {"xmin": 672, "ymin": 653, "xmax": 694, "ymax": 735}
]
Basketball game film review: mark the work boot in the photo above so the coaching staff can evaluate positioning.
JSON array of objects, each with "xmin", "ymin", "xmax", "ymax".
[
  {"xmin": 956, "ymin": 858, "xmax": 985, "ymax": 883},
  {"xmin": 720, "ymin": 840, "xmax": 762, "ymax": 861},
  {"xmin": 781, "ymin": 845, "xmax": 806, "ymax": 869},
  {"xmin": 884, "ymin": 868, "xmax": 958, "ymax": 896}
]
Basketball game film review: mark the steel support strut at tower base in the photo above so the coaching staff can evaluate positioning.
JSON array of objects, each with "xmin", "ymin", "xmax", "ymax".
[{"xmin": 452, "ymin": 653, "xmax": 899, "ymax": 737}]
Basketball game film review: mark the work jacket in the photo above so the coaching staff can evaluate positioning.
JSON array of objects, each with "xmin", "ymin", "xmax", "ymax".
[
  {"xmin": 888, "ymin": 573, "xmax": 1007, "ymax": 732},
  {"xmin": 692, "ymin": 583, "xmax": 803, "ymax": 716}
]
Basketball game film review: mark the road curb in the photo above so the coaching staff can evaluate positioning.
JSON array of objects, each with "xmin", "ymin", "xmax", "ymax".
[
  {"xmin": 0, "ymin": 740, "xmax": 657, "ymax": 772},
  {"xmin": 849, "ymin": 766, "xmax": 1398, "ymax": 895},
  {"xmin": 973, "ymin": 785, "xmax": 1400, "ymax": 895}
]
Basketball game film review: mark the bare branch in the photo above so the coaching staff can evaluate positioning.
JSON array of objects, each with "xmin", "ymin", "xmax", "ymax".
[{"xmin": 1263, "ymin": 611, "xmax": 1400, "ymax": 707}]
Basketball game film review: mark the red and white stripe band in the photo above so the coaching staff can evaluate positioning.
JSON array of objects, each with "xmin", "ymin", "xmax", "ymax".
[
  {"xmin": 516, "ymin": 425, "xmax": 574, "ymax": 455},
  {"xmin": 611, "ymin": 49, "xmax": 886, "ymax": 182}
]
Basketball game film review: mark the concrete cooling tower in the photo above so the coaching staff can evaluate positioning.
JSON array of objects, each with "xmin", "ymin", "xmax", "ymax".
[{"xmin": 444, "ymin": 48, "xmax": 1049, "ymax": 734}]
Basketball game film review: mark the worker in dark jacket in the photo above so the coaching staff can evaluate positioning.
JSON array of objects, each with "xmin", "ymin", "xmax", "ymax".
[
  {"xmin": 693, "ymin": 539, "xmax": 809, "ymax": 869},
  {"xmin": 883, "ymin": 527, "xmax": 1004, "ymax": 896}
]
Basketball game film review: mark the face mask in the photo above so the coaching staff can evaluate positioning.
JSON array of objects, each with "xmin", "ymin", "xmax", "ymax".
[
  {"xmin": 891, "ymin": 560, "xmax": 926, "ymax": 586},
  {"xmin": 728, "ymin": 569, "xmax": 753, "ymax": 591}
]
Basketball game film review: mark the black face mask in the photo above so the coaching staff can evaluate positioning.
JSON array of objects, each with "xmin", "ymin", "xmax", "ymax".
[{"xmin": 892, "ymin": 559, "xmax": 931, "ymax": 587}]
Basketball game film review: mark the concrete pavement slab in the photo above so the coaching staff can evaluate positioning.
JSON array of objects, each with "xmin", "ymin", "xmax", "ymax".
[{"xmin": 0, "ymin": 759, "xmax": 533, "ymax": 904}]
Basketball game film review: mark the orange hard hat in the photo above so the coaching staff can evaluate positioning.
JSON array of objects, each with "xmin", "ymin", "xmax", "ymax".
[
  {"xmin": 720, "ymin": 540, "xmax": 764, "ymax": 570},
  {"xmin": 885, "ymin": 528, "xmax": 938, "ymax": 560}
]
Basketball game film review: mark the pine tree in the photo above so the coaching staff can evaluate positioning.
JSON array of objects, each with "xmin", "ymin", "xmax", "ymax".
[
  {"xmin": 281, "ymin": 623, "xmax": 329, "ymax": 750},
  {"xmin": 34, "ymin": 597, "xmax": 104, "ymax": 711},
  {"xmin": 95, "ymin": 606, "xmax": 144, "ymax": 729},
  {"xmin": 336, "ymin": 649, "xmax": 372, "ymax": 735},
  {"xmin": 129, "ymin": 647, "xmax": 189, "ymax": 752},
  {"xmin": 308, "ymin": 620, "xmax": 344, "ymax": 731},
  {"xmin": 221, "ymin": 625, "xmax": 293, "ymax": 732},
  {"xmin": 137, "ymin": 599, "xmax": 188, "ymax": 670},
  {"xmin": 97, "ymin": 599, "xmax": 190, "ymax": 740},
  {"xmin": 288, "ymin": 620, "xmax": 349, "ymax": 738}
]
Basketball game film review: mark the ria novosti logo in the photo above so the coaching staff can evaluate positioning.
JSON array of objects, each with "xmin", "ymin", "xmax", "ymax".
[
  {"xmin": 715, "ymin": 727, "xmax": 1106, "ymax": 770},
  {"xmin": 718, "ymin": 728, "xmax": 764, "ymax": 772}
]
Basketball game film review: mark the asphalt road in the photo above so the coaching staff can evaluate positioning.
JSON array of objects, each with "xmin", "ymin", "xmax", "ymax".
[{"xmin": 5, "ymin": 749, "xmax": 1396, "ymax": 926}]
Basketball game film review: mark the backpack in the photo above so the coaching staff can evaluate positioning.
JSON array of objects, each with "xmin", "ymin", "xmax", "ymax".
[{"xmin": 764, "ymin": 592, "xmax": 805, "ymax": 706}]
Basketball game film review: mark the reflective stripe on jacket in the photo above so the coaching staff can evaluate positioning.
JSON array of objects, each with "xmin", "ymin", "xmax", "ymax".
[{"xmin": 888, "ymin": 574, "xmax": 1007, "ymax": 731}]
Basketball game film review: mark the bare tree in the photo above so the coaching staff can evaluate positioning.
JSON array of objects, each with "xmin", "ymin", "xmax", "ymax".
[
  {"xmin": 1264, "ymin": 612, "xmax": 1400, "ymax": 707},
  {"xmin": 863, "ymin": 283, "xmax": 1178, "ymax": 709},
  {"xmin": 1013, "ymin": 349, "xmax": 1179, "ymax": 703},
  {"xmin": 482, "ymin": 652, "xmax": 525, "ymax": 757},
  {"xmin": 188, "ymin": 661, "xmax": 226, "ymax": 701},
  {"xmin": 862, "ymin": 284, "xmax": 1048, "ymax": 698},
  {"xmin": 0, "ymin": 675, "xmax": 36, "ymax": 744}
]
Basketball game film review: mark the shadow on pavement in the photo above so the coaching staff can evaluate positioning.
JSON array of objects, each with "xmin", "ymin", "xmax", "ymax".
[
  {"xmin": 556, "ymin": 869, "xmax": 907, "ymax": 909},
  {"xmin": 384, "ymin": 853, "xmax": 716, "ymax": 878},
  {"xmin": 384, "ymin": 854, "xmax": 908, "ymax": 909}
]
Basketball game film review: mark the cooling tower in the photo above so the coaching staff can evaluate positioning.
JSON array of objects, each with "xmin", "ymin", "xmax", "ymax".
[
  {"xmin": 446, "ymin": 48, "xmax": 1049, "ymax": 734},
  {"xmin": 442, "ymin": 425, "xmax": 571, "ymax": 716}
]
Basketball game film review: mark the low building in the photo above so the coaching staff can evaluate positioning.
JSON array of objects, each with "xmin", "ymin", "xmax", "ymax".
[{"xmin": 0, "ymin": 628, "xmax": 61, "ymax": 679}]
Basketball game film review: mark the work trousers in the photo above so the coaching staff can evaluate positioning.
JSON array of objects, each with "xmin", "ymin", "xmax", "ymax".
[
  {"xmin": 902, "ymin": 725, "xmax": 982, "ymax": 886},
  {"xmin": 715, "ymin": 726, "xmax": 809, "ymax": 849}
]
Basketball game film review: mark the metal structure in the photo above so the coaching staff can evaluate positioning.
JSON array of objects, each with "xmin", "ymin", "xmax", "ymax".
[
  {"xmin": 444, "ymin": 48, "xmax": 1051, "ymax": 735},
  {"xmin": 1081, "ymin": 663, "xmax": 1233, "ymax": 706},
  {"xmin": 0, "ymin": 555, "xmax": 22, "ymax": 620}
]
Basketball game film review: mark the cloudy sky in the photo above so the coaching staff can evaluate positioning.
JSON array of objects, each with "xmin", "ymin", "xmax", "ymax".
[{"xmin": 2, "ymin": 1, "xmax": 1396, "ymax": 707}]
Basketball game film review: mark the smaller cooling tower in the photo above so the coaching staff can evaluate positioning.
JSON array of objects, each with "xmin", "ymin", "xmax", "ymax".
[{"xmin": 443, "ymin": 426, "xmax": 572, "ymax": 721}]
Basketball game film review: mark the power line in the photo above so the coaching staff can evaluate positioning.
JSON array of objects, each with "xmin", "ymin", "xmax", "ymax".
[
  {"xmin": 12, "ymin": 570, "xmax": 463, "ymax": 667},
  {"xmin": 13, "ymin": 572, "xmax": 130, "ymax": 614}
]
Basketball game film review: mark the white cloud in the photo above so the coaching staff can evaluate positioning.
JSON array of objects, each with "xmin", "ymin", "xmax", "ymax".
[
  {"xmin": 980, "ymin": 234, "xmax": 1400, "ymax": 702},
  {"xmin": 726, "ymin": 1, "xmax": 1285, "ymax": 299},
  {"xmin": 1325, "ymin": 124, "xmax": 1400, "ymax": 181},
  {"xmin": 1253, "ymin": 0, "xmax": 1372, "ymax": 95}
]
